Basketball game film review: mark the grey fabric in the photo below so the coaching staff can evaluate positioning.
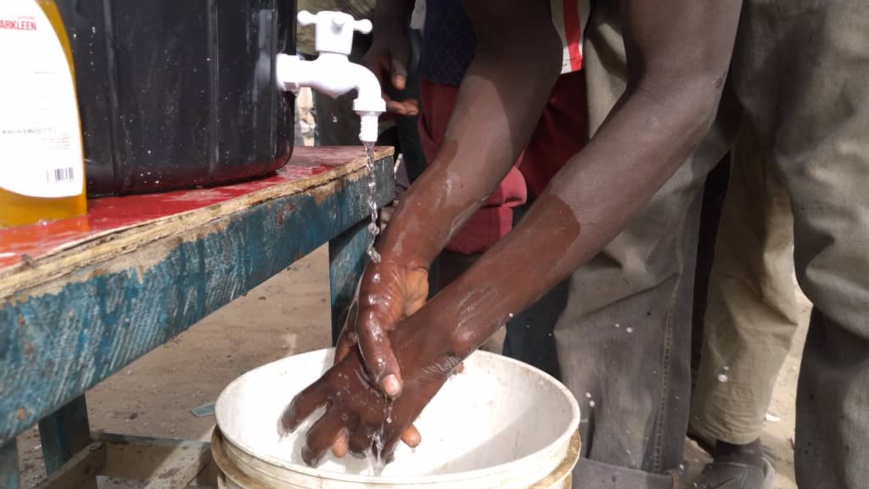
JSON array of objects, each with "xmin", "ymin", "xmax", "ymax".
[
  {"xmin": 554, "ymin": 1, "xmax": 738, "ymax": 486},
  {"xmin": 690, "ymin": 120, "xmax": 799, "ymax": 446},
  {"xmin": 728, "ymin": 1, "xmax": 869, "ymax": 487},
  {"xmin": 571, "ymin": 457, "xmax": 680, "ymax": 489},
  {"xmin": 559, "ymin": 1, "xmax": 869, "ymax": 488}
]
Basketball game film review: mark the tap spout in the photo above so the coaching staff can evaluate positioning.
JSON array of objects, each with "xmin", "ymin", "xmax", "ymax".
[{"xmin": 276, "ymin": 53, "xmax": 386, "ymax": 143}]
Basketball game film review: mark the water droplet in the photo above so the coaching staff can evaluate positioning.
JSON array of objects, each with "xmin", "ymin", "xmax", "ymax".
[
  {"xmin": 585, "ymin": 392, "xmax": 592, "ymax": 399},
  {"xmin": 717, "ymin": 373, "xmax": 729, "ymax": 383},
  {"xmin": 626, "ymin": 327, "xmax": 634, "ymax": 333},
  {"xmin": 615, "ymin": 323, "xmax": 621, "ymax": 328},
  {"xmin": 723, "ymin": 365, "xmax": 730, "ymax": 371},
  {"xmin": 589, "ymin": 400, "xmax": 596, "ymax": 408},
  {"xmin": 372, "ymin": 273, "xmax": 381, "ymax": 284},
  {"xmin": 508, "ymin": 313, "xmax": 514, "ymax": 319}
]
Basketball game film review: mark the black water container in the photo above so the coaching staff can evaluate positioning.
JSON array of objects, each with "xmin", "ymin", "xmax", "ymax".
[{"xmin": 55, "ymin": 0, "xmax": 296, "ymax": 196}]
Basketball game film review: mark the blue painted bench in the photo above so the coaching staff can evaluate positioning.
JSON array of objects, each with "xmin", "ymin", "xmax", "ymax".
[{"xmin": 0, "ymin": 146, "xmax": 395, "ymax": 488}]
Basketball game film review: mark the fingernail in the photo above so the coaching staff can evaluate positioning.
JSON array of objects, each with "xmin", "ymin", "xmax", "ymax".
[{"xmin": 382, "ymin": 375, "xmax": 401, "ymax": 397}]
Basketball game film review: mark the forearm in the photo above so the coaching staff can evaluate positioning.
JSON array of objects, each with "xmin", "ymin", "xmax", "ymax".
[
  {"xmin": 374, "ymin": 0, "xmax": 562, "ymax": 270},
  {"xmin": 411, "ymin": 79, "xmax": 724, "ymax": 357}
]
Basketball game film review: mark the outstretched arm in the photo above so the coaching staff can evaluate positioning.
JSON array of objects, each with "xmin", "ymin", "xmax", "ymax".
[
  {"xmin": 285, "ymin": 0, "xmax": 744, "ymax": 466},
  {"xmin": 421, "ymin": 0, "xmax": 745, "ymax": 359}
]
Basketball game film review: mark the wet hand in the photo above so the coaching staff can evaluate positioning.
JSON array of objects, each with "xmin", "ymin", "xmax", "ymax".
[
  {"xmin": 334, "ymin": 258, "xmax": 429, "ymax": 397},
  {"xmin": 279, "ymin": 343, "xmax": 456, "ymax": 467}
]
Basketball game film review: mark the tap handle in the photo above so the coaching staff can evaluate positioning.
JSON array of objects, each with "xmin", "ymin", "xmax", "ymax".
[
  {"xmin": 297, "ymin": 10, "xmax": 317, "ymax": 26},
  {"xmin": 297, "ymin": 10, "xmax": 369, "ymax": 56},
  {"xmin": 353, "ymin": 19, "xmax": 372, "ymax": 34}
]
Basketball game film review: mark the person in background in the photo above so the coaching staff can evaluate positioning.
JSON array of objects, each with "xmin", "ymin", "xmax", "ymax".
[
  {"xmin": 688, "ymin": 120, "xmax": 799, "ymax": 488},
  {"xmin": 285, "ymin": 0, "xmax": 869, "ymax": 488}
]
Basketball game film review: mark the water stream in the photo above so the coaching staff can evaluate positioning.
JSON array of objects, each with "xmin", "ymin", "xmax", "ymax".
[
  {"xmin": 363, "ymin": 142, "xmax": 390, "ymax": 475},
  {"xmin": 363, "ymin": 142, "xmax": 381, "ymax": 264}
]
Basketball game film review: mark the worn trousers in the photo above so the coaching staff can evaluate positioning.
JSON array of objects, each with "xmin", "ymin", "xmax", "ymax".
[
  {"xmin": 553, "ymin": 2, "xmax": 737, "ymax": 486},
  {"xmin": 689, "ymin": 121, "xmax": 799, "ymax": 447},
  {"xmin": 557, "ymin": 1, "xmax": 869, "ymax": 488},
  {"xmin": 731, "ymin": 1, "xmax": 869, "ymax": 487}
]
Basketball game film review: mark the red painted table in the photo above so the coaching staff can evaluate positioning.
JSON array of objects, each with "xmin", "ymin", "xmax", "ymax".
[{"xmin": 0, "ymin": 146, "xmax": 395, "ymax": 488}]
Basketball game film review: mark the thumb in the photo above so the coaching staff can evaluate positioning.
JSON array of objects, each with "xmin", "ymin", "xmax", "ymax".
[{"xmin": 390, "ymin": 53, "xmax": 409, "ymax": 91}]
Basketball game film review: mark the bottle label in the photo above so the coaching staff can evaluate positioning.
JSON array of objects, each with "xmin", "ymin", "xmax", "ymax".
[{"xmin": 0, "ymin": 0, "xmax": 84, "ymax": 198}]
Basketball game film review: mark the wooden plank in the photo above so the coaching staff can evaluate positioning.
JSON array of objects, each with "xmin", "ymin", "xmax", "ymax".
[
  {"xmin": 0, "ymin": 153, "xmax": 394, "ymax": 447},
  {"xmin": 99, "ymin": 433, "xmax": 212, "ymax": 487},
  {"xmin": 328, "ymin": 221, "xmax": 370, "ymax": 344},
  {"xmin": 33, "ymin": 442, "xmax": 103, "ymax": 489},
  {"xmin": 38, "ymin": 396, "xmax": 92, "ymax": 474},
  {"xmin": 1, "ymin": 439, "xmax": 19, "ymax": 489},
  {"xmin": 0, "ymin": 147, "xmax": 393, "ymax": 295}
]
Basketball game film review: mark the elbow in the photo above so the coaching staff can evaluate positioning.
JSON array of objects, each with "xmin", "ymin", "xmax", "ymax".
[{"xmin": 634, "ymin": 73, "xmax": 725, "ymax": 148}]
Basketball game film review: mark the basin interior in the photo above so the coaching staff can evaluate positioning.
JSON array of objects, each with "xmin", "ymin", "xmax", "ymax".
[{"xmin": 215, "ymin": 349, "xmax": 578, "ymax": 478}]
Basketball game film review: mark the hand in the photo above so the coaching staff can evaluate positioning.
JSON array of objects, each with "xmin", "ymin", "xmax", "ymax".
[
  {"xmin": 334, "ymin": 258, "xmax": 429, "ymax": 396},
  {"xmin": 361, "ymin": 17, "xmax": 419, "ymax": 118},
  {"xmin": 280, "ymin": 330, "xmax": 459, "ymax": 466}
]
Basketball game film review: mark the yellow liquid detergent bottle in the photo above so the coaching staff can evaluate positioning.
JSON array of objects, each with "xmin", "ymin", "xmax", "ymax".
[{"xmin": 0, "ymin": 0, "xmax": 86, "ymax": 228}]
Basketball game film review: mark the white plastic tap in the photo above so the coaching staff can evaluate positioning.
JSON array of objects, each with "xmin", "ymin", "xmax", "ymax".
[{"xmin": 276, "ymin": 10, "xmax": 386, "ymax": 143}]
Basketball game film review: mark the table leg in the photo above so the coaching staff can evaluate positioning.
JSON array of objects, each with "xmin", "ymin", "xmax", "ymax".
[
  {"xmin": 38, "ymin": 395, "xmax": 92, "ymax": 474},
  {"xmin": 1, "ymin": 439, "xmax": 19, "ymax": 489},
  {"xmin": 328, "ymin": 221, "xmax": 371, "ymax": 345}
]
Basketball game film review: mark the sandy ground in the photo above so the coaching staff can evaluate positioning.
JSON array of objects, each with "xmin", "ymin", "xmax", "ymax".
[{"xmin": 14, "ymin": 91, "xmax": 807, "ymax": 487}]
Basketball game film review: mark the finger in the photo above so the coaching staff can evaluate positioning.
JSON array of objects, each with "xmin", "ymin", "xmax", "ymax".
[
  {"xmin": 278, "ymin": 380, "xmax": 328, "ymax": 435},
  {"xmin": 385, "ymin": 99, "xmax": 410, "ymax": 116},
  {"xmin": 377, "ymin": 428, "xmax": 403, "ymax": 464},
  {"xmin": 332, "ymin": 429, "xmax": 349, "ymax": 458},
  {"xmin": 400, "ymin": 424, "xmax": 421, "ymax": 448},
  {"xmin": 389, "ymin": 53, "xmax": 408, "ymax": 91},
  {"xmin": 357, "ymin": 325, "xmax": 403, "ymax": 397},
  {"xmin": 301, "ymin": 410, "xmax": 347, "ymax": 467},
  {"xmin": 348, "ymin": 423, "xmax": 374, "ymax": 458},
  {"xmin": 334, "ymin": 306, "xmax": 359, "ymax": 364}
]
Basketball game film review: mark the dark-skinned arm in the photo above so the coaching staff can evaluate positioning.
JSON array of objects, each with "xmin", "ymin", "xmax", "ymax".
[
  {"xmin": 409, "ymin": 0, "xmax": 745, "ymax": 360},
  {"xmin": 282, "ymin": 0, "xmax": 744, "ymax": 466},
  {"xmin": 340, "ymin": 0, "xmax": 563, "ymax": 396}
]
